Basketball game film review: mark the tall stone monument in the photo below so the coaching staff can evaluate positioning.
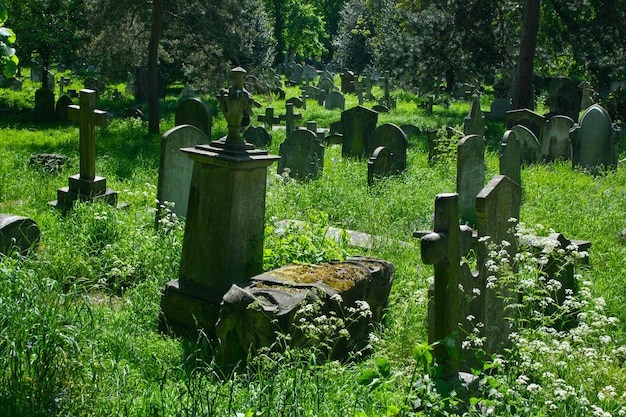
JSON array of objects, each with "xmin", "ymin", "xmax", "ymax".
[{"xmin": 160, "ymin": 67, "xmax": 280, "ymax": 334}]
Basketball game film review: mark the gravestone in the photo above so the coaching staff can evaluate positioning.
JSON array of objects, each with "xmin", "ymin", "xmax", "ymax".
[
  {"xmin": 243, "ymin": 125, "xmax": 271, "ymax": 147},
  {"xmin": 580, "ymin": 82, "xmax": 595, "ymax": 109},
  {"xmin": 499, "ymin": 129, "xmax": 521, "ymax": 185},
  {"xmin": 175, "ymin": 98, "xmax": 212, "ymax": 137},
  {"xmin": 476, "ymin": 175, "xmax": 521, "ymax": 355},
  {"xmin": 34, "ymin": 88, "xmax": 55, "ymax": 122},
  {"xmin": 215, "ymin": 257, "xmax": 394, "ymax": 365},
  {"xmin": 180, "ymin": 85, "xmax": 195, "ymax": 99},
  {"xmin": 326, "ymin": 120, "xmax": 344, "ymax": 145},
  {"xmin": 50, "ymin": 89, "xmax": 119, "ymax": 210},
  {"xmin": 303, "ymin": 65, "xmax": 318, "ymax": 85},
  {"xmin": 379, "ymin": 71, "xmax": 395, "ymax": 109},
  {"xmin": 55, "ymin": 95, "xmax": 74, "ymax": 121},
  {"xmin": 367, "ymin": 146, "xmax": 394, "ymax": 186},
  {"xmin": 364, "ymin": 76, "xmax": 375, "ymax": 101},
  {"xmin": 258, "ymin": 107, "xmax": 281, "ymax": 130},
  {"xmin": 457, "ymin": 135, "xmax": 484, "ymax": 226},
  {"xmin": 286, "ymin": 96, "xmax": 304, "ymax": 108},
  {"xmin": 156, "ymin": 125, "xmax": 208, "ymax": 225},
  {"xmin": 289, "ymin": 63, "xmax": 303, "ymax": 85},
  {"xmin": 463, "ymin": 95, "xmax": 485, "ymax": 136},
  {"xmin": 372, "ymin": 104, "xmax": 389, "ymax": 113},
  {"xmin": 278, "ymin": 127, "xmax": 324, "ymax": 180},
  {"xmin": 306, "ymin": 121, "xmax": 327, "ymax": 142},
  {"xmin": 279, "ymin": 103, "xmax": 303, "ymax": 134},
  {"xmin": 506, "ymin": 108, "xmax": 545, "ymax": 139},
  {"xmin": 8, "ymin": 78, "xmax": 22, "ymax": 92},
  {"xmin": 570, "ymin": 104, "xmax": 621, "ymax": 173},
  {"xmin": 341, "ymin": 105, "xmax": 379, "ymax": 158},
  {"xmin": 400, "ymin": 124, "xmax": 421, "ymax": 138},
  {"xmin": 548, "ymin": 77, "xmax": 582, "ymax": 122},
  {"xmin": 0, "ymin": 214, "xmax": 40, "ymax": 257},
  {"xmin": 488, "ymin": 79, "xmax": 511, "ymax": 118},
  {"xmin": 354, "ymin": 79, "xmax": 365, "ymax": 105},
  {"xmin": 340, "ymin": 70, "xmax": 355, "ymax": 94},
  {"xmin": 318, "ymin": 77, "xmax": 334, "ymax": 95},
  {"xmin": 160, "ymin": 67, "xmax": 280, "ymax": 335},
  {"xmin": 540, "ymin": 115, "xmax": 575, "ymax": 162},
  {"xmin": 367, "ymin": 123, "xmax": 408, "ymax": 173},
  {"xmin": 325, "ymin": 91, "xmax": 345, "ymax": 110},
  {"xmin": 420, "ymin": 175, "xmax": 521, "ymax": 376},
  {"xmin": 511, "ymin": 124, "xmax": 541, "ymax": 164}
]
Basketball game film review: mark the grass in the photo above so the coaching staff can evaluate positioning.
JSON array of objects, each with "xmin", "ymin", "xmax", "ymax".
[{"xmin": 0, "ymin": 74, "xmax": 625, "ymax": 416}]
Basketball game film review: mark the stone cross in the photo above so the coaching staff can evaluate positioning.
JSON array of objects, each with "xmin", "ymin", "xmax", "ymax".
[
  {"xmin": 68, "ymin": 89, "xmax": 108, "ymax": 181},
  {"xmin": 300, "ymin": 91, "xmax": 308, "ymax": 110},
  {"xmin": 279, "ymin": 103, "xmax": 303, "ymax": 134},
  {"xmin": 258, "ymin": 107, "xmax": 281, "ymax": 130}
]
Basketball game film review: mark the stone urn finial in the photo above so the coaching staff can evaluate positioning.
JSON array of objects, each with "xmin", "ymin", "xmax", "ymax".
[{"xmin": 217, "ymin": 67, "xmax": 253, "ymax": 150}]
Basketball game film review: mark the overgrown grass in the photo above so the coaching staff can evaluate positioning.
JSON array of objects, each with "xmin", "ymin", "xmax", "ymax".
[{"xmin": 0, "ymin": 76, "xmax": 625, "ymax": 416}]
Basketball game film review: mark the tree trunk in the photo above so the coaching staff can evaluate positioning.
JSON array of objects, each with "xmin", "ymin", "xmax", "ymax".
[
  {"xmin": 512, "ymin": 0, "xmax": 540, "ymax": 110},
  {"xmin": 147, "ymin": 0, "xmax": 164, "ymax": 134}
]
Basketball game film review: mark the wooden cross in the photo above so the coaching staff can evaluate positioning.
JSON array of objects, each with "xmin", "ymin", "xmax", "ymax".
[
  {"xmin": 68, "ymin": 89, "xmax": 108, "ymax": 181},
  {"xmin": 257, "ymin": 107, "xmax": 281, "ymax": 130},
  {"xmin": 279, "ymin": 103, "xmax": 303, "ymax": 134}
]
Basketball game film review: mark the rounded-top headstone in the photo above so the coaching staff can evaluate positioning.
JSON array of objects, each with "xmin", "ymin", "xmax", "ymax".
[{"xmin": 0, "ymin": 214, "xmax": 40, "ymax": 256}]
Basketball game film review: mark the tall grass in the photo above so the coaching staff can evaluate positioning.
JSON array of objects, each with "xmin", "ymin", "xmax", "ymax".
[{"xmin": 0, "ymin": 76, "xmax": 624, "ymax": 415}]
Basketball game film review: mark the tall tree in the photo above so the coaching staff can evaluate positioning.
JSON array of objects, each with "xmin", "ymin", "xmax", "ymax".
[
  {"xmin": 147, "ymin": 0, "xmax": 164, "ymax": 134},
  {"xmin": 512, "ymin": 0, "xmax": 540, "ymax": 110}
]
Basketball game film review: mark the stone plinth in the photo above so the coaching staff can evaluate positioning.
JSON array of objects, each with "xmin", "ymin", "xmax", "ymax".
[{"xmin": 160, "ymin": 142, "xmax": 279, "ymax": 334}]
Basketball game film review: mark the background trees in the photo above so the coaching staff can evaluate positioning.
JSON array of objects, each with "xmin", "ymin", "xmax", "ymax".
[{"xmin": 0, "ymin": 0, "xmax": 18, "ymax": 78}]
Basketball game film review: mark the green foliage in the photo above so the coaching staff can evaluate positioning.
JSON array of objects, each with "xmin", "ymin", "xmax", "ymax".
[{"xmin": 0, "ymin": 0, "xmax": 18, "ymax": 78}]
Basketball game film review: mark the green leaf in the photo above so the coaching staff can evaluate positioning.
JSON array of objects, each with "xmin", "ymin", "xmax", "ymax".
[
  {"xmin": 0, "ymin": 3, "xmax": 7, "ymax": 25},
  {"xmin": 385, "ymin": 405, "xmax": 401, "ymax": 416},
  {"xmin": 3, "ymin": 53, "xmax": 18, "ymax": 78},
  {"xmin": 375, "ymin": 357, "xmax": 391, "ymax": 378},
  {"xmin": 469, "ymin": 397, "xmax": 480, "ymax": 406},
  {"xmin": 0, "ymin": 27, "xmax": 15, "ymax": 44},
  {"xmin": 357, "ymin": 368, "xmax": 379, "ymax": 386}
]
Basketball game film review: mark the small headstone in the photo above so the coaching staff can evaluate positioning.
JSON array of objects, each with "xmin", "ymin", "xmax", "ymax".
[
  {"xmin": 180, "ymin": 85, "xmax": 195, "ymax": 99},
  {"xmin": 0, "ymin": 214, "xmax": 40, "ymax": 257},
  {"xmin": 400, "ymin": 124, "xmax": 421, "ymax": 138},
  {"xmin": 286, "ymin": 96, "xmax": 304, "ymax": 108},
  {"xmin": 175, "ymin": 98, "xmax": 212, "ymax": 137},
  {"xmin": 303, "ymin": 65, "xmax": 318, "ymax": 84},
  {"xmin": 340, "ymin": 70, "xmax": 355, "ymax": 94},
  {"xmin": 325, "ymin": 91, "xmax": 345, "ymax": 110},
  {"xmin": 243, "ymin": 125, "xmax": 271, "ymax": 147},
  {"xmin": 156, "ymin": 125, "xmax": 209, "ymax": 223},
  {"xmin": 499, "ymin": 129, "xmax": 521, "ymax": 185},
  {"xmin": 540, "ymin": 115, "xmax": 575, "ymax": 162},
  {"xmin": 463, "ymin": 95, "xmax": 485, "ymax": 136},
  {"xmin": 34, "ymin": 88, "xmax": 56, "ymax": 122},
  {"xmin": 511, "ymin": 124, "xmax": 541, "ymax": 164},
  {"xmin": 289, "ymin": 63, "xmax": 303, "ymax": 85},
  {"xmin": 372, "ymin": 104, "xmax": 389, "ymax": 113},
  {"xmin": 367, "ymin": 123, "xmax": 408, "ymax": 173},
  {"xmin": 318, "ymin": 77, "xmax": 334, "ymax": 95},
  {"xmin": 278, "ymin": 128, "xmax": 324, "ymax": 180},
  {"xmin": 341, "ymin": 105, "xmax": 378, "ymax": 158},
  {"xmin": 488, "ymin": 79, "xmax": 511, "ymax": 119},
  {"xmin": 457, "ymin": 134, "xmax": 485, "ymax": 226},
  {"xmin": 367, "ymin": 146, "xmax": 394, "ymax": 186},
  {"xmin": 570, "ymin": 104, "xmax": 621, "ymax": 173},
  {"xmin": 55, "ymin": 95, "xmax": 74, "ymax": 121}
]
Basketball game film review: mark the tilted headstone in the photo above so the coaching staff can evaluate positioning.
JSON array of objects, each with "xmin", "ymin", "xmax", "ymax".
[
  {"xmin": 156, "ymin": 125, "xmax": 209, "ymax": 224},
  {"xmin": 243, "ymin": 125, "xmax": 271, "ymax": 147},
  {"xmin": 506, "ymin": 108, "xmax": 545, "ymax": 140},
  {"xmin": 499, "ymin": 129, "xmax": 521, "ymax": 186},
  {"xmin": 367, "ymin": 123, "xmax": 408, "ymax": 173},
  {"xmin": 463, "ymin": 95, "xmax": 485, "ymax": 136},
  {"xmin": 55, "ymin": 95, "xmax": 74, "ymax": 121},
  {"xmin": 34, "ymin": 88, "xmax": 55, "ymax": 122},
  {"xmin": 51, "ymin": 89, "xmax": 119, "ymax": 210},
  {"xmin": 540, "ymin": 115, "xmax": 575, "ymax": 162},
  {"xmin": 341, "ymin": 105, "xmax": 379, "ymax": 158},
  {"xmin": 325, "ymin": 91, "xmax": 346, "ymax": 110},
  {"xmin": 511, "ymin": 124, "xmax": 541, "ymax": 164},
  {"xmin": 570, "ymin": 104, "xmax": 621, "ymax": 173},
  {"xmin": 457, "ymin": 134, "xmax": 484, "ymax": 226},
  {"xmin": 367, "ymin": 146, "xmax": 394, "ymax": 186},
  {"xmin": 0, "ymin": 214, "xmax": 40, "ymax": 256},
  {"xmin": 278, "ymin": 127, "xmax": 324, "ymax": 180},
  {"xmin": 175, "ymin": 98, "xmax": 212, "ymax": 137}
]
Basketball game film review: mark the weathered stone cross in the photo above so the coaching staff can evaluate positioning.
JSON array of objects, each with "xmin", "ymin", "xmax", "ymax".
[
  {"xmin": 257, "ymin": 107, "xmax": 281, "ymax": 130},
  {"xmin": 279, "ymin": 103, "xmax": 303, "ymax": 134},
  {"xmin": 68, "ymin": 89, "xmax": 108, "ymax": 181}
]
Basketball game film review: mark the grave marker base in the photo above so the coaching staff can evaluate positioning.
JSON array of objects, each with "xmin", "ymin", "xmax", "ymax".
[{"xmin": 50, "ymin": 174, "xmax": 123, "ymax": 210}]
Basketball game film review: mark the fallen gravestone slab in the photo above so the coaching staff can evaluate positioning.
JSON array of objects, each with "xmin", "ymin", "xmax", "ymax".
[
  {"xmin": 0, "ymin": 214, "xmax": 40, "ymax": 256},
  {"xmin": 215, "ymin": 257, "xmax": 394, "ymax": 365}
]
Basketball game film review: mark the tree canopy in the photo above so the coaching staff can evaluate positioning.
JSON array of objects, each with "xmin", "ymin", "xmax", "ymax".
[{"xmin": 0, "ymin": 0, "xmax": 18, "ymax": 78}]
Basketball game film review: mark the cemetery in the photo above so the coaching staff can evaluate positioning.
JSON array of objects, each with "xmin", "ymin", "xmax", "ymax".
[{"xmin": 1, "ymin": 1, "xmax": 626, "ymax": 416}]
